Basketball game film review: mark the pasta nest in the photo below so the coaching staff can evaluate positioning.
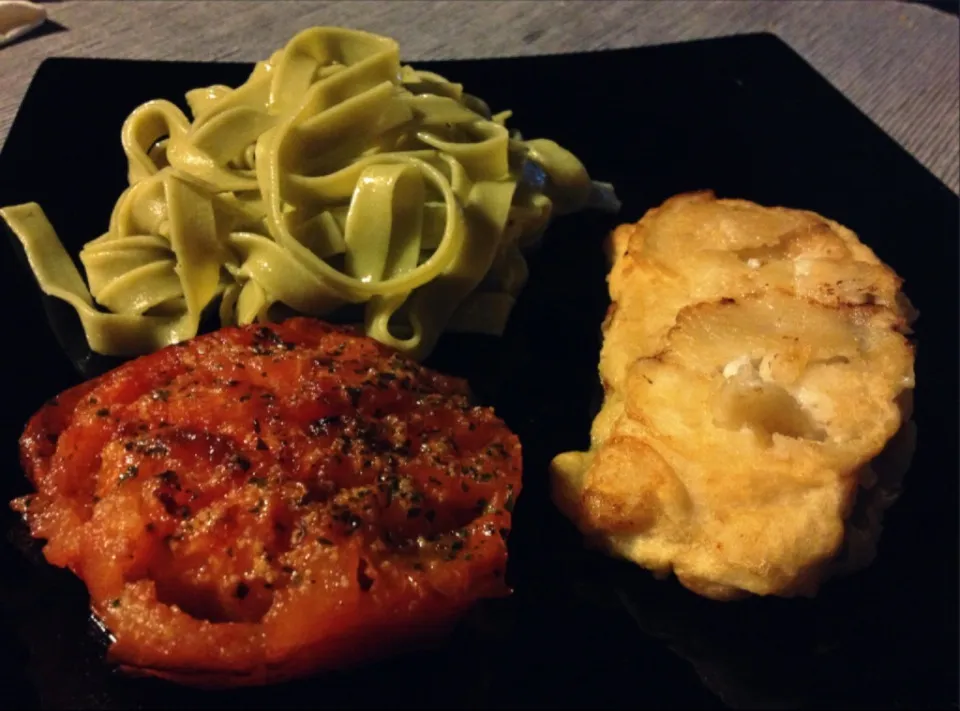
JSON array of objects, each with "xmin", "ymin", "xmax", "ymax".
[{"xmin": 3, "ymin": 27, "xmax": 616, "ymax": 359}]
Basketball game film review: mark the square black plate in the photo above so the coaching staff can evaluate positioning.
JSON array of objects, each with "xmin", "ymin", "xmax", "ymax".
[{"xmin": 1, "ymin": 33, "xmax": 957, "ymax": 710}]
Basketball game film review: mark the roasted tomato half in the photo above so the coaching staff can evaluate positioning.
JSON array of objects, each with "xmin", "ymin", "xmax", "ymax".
[{"xmin": 14, "ymin": 318, "xmax": 521, "ymax": 687}]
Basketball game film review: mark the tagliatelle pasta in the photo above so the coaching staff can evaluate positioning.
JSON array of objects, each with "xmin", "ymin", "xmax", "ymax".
[{"xmin": 2, "ymin": 26, "xmax": 618, "ymax": 359}]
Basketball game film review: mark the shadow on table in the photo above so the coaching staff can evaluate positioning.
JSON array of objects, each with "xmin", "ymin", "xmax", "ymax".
[{"xmin": 1, "ymin": 20, "xmax": 68, "ymax": 51}]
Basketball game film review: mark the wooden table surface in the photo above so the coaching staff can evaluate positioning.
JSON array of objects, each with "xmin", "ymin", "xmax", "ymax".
[{"xmin": 1, "ymin": 0, "xmax": 957, "ymax": 192}]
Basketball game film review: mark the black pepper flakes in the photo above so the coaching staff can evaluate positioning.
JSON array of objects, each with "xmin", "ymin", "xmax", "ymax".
[
  {"xmin": 307, "ymin": 415, "xmax": 340, "ymax": 436},
  {"xmin": 156, "ymin": 470, "xmax": 180, "ymax": 488},
  {"xmin": 356, "ymin": 559, "xmax": 374, "ymax": 592},
  {"xmin": 235, "ymin": 582, "xmax": 250, "ymax": 600},
  {"xmin": 333, "ymin": 509, "xmax": 363, "ymax": 532},
  {"xmin": 152, "ymin": 389, "xmax": 171, "ymax": 402},
  {"xmin": 95, "ymin": 408, "xmax": 110, "ymax": 417},
  {"xmin": 118, "ymin": 465, "xmax": 139, "ymax": 483}
]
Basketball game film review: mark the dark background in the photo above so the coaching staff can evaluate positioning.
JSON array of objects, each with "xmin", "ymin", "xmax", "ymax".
[
  {"xmin": 908, "ymin": 0, "xmax": 959, "ymax": 15},
  {"xmin": 0, "ymin": 33, "xmax": 957, "ymax": 709}
]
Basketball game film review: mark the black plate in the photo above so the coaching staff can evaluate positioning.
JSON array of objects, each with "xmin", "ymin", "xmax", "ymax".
[{"xmin": 1, "ymin": 33, "xmax": 957, "ymax": 710}]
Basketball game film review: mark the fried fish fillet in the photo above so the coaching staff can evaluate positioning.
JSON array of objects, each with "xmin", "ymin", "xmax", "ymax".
[
  {"xmin": 14, "ymin": 318, "xmax": 521, "ymax": 686},
  {"xmin": 551, "ymin": 191, "xmax": 916, "ymax": 600}
]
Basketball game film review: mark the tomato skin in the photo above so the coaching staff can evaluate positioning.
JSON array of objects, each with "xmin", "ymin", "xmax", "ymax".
[{"xmin": 13, "ymin": 318, "xmax": 522, "ymax": 687}]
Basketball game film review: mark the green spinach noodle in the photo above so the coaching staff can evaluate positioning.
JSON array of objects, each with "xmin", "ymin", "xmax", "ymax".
[{"xmin": 2, "ymin": 27, "xmax": 619, "ymax": 359}]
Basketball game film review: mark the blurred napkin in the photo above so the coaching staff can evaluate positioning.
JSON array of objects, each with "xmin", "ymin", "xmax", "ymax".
[{"xmin": 0, "ymin": 1, "xmax": 47, "ymax": 48}]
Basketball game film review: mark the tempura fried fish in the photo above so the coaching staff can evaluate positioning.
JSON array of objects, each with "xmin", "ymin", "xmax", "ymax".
[{"xmin": 551, "ymin": 191, "xmax": 916, "ymax": 600}]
